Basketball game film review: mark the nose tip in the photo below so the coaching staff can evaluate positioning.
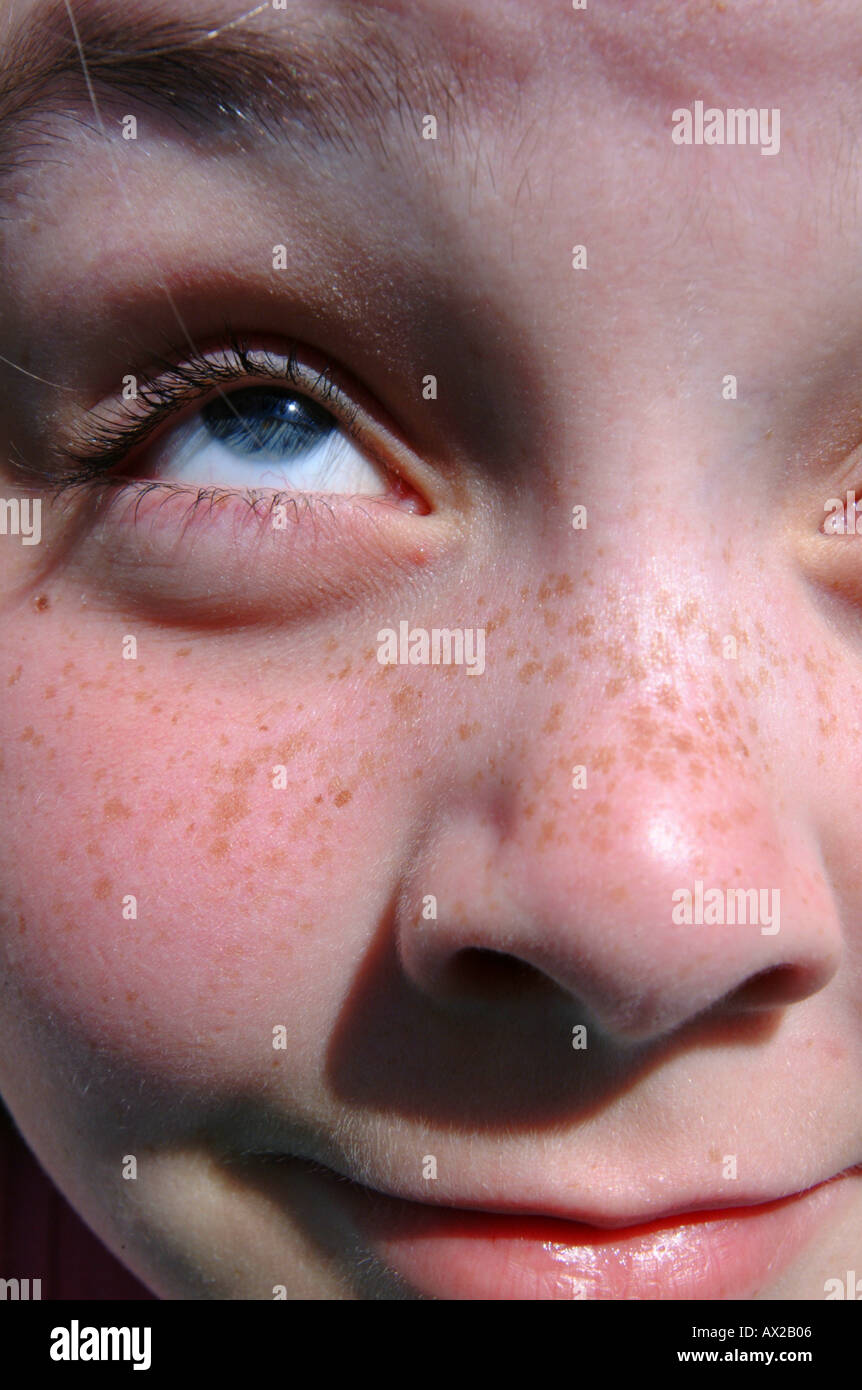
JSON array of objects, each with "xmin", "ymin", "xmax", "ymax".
[{"xmin": 396, "ymin": 785, "xmax": 842, "ymax": 1045}]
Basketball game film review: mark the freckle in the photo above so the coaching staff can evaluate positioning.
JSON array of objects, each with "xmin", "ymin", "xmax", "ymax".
[
  {"xmin": 518, "ymin": 661, "xmax": 541, "ymax": 684},
  {"xmin": 264, "ymin": 848, "xmax": 288, "ymax": 867},
  {"xmin": 7, "ymin": 665, "xmax": 23, "ymax": 686},
  {"xmin": 391, "ymin": 686, "xmax": 421, "ymax": 713},
  {"xmin": 333, "ymin": 788, "xmax": 352, "ymax": 807},
  {"xmin": 543, "ymin": 704, "xmax": 563, "ymax": 735},
  {"xmin": 175, "ymin": 648, "xmax": 191, "ymax": 658},
  {"xmin": 104, "ymin": 797, "xmax": 131, "ymax": 821},
  {"xmin": 538, "ymin": 820, "xmax": 557, "ymax": 847},
  {"xmin": 93, "ymin": 876, "xmax": 112, "ymax": 900},
  {"xmin": 209, "ymin": 837, "xmax": 229, "ymax": 860},
  {"xmin": 485, "ymin": 607, "xmax": 510, "ymax": 634},
  {"xmin": 278, "ymin": 733, "xmax": 309, "ymax": 761},
  {"xmin": 298, "ymin": 921, "xmax": 313, "ymax": 933},
  {"xmin": 670, "ymin": 732, "xmax": 694, "ymax": 754},
  {"xmin": 231, "ymin": 754, "xmax": 264, "ymax": 785},
  {"xmin": 20, "ymin": 726, "xmax": 34, "ymax": 741},
  {"xmin": 212, "ymin": 790, "xmax": 249, "ymax": 828},
  {"xmin": 544, "ymin": 655, "xmax": 568, "ymax": 682},
  {"xmin": 33, "ymin": 593, "xmax": 49, "ymax": 611},
  {"xmin": 575, "ymin": 617, "xmax": 594, "ymax": 638}
]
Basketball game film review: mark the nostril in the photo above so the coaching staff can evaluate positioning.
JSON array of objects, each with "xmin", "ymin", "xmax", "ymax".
[
  {"xmin": 730, "ymin": 963, "xmax": 812, "ymax": 1011},
  {"xmin": 445, "ymin": 948, "xmax": 549, "ymax": 1000}
]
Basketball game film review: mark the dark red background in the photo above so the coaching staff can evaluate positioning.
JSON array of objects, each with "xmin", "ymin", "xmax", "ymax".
[{"xmin": 0, "ymin": 1102, "xmax": 156, "ymax": 1300}]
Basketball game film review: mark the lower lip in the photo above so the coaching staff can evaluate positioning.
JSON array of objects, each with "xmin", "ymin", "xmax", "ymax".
[{"xmin": 329, "ymin": 1173, "xmax": 844, "ymax": 1300}]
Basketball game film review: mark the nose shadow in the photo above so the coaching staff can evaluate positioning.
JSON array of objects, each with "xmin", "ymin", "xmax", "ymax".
[{"xmin": 325, "ymin": 897, "xmax": 782, "ymax": 1131}]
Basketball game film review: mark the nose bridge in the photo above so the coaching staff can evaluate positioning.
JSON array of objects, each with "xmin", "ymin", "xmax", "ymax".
[
  {"xmin": 508, "ymin": 532, "xmax": 750, "ymax": 811},
  {"xmin": 499, "ymin": 631, "xmax": 781, "ymax": 950}
]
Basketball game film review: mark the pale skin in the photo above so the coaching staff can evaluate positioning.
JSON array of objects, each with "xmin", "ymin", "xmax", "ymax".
[{"xmin": 1, "ymin": 0, "xmax": 861, "ymax": 1299}]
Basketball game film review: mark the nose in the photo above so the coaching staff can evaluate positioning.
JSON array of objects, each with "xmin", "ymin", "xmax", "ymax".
[{"xmin": 395, "ymin": 710, "xmax": 841, "ymax": 1044}]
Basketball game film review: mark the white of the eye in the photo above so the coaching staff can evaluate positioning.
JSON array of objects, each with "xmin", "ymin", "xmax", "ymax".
[{"xmin": 146, "ymin": 412, "xmax": 388, "ymax": 494}]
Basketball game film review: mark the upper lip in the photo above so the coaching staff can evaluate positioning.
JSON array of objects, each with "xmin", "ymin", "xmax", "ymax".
[{"xmin": 252, "ymin": 1149, "xmax": 846, "ymax": 1232}]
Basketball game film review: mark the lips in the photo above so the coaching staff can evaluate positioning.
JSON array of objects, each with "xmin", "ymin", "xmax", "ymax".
[{"xmin": 278, "ymin": 1159, "xmax": 853, "ymax": 1300}]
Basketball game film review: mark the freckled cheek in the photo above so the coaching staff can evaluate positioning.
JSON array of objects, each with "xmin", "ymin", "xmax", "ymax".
[{"xmin": 1, "ymin": 677, "xmax": 419, "ymax": 1078}]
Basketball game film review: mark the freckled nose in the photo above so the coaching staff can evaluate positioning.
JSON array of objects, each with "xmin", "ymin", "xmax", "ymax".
[{"xmin": 395, "ymin": 723, "xmax": 841, "ymax": 1043}]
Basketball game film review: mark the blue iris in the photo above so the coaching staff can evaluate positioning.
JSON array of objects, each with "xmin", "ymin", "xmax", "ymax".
[{"xmin": 202, "ymin": 388, "xmax": 336, "ymax": 459}]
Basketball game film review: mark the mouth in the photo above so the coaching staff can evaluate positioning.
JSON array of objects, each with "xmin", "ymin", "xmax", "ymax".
[{"xmin": 253, "ymin": 1156, "xmax": 855, "ymax": 1300}]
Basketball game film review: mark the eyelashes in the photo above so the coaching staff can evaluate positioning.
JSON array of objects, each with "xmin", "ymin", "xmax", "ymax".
[{"xmin": 53, "ymin": 330, "xmax": 365, "ymax": 489}]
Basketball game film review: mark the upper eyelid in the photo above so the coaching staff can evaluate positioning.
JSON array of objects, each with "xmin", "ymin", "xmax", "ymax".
[{"xmin": 58, "ymin": 337, "xmax": 363, "ymax": 481}]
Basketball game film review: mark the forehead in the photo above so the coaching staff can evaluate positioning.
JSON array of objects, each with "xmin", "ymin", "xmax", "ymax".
[{"xmin": 3, "ymin": 0, "xmax": 862, "ymax": 131}]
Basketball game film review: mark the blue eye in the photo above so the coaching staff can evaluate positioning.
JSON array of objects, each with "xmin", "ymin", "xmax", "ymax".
[
  {"xmin": 202, "ymin": 388, "xmax": 337, "ymax": 461},
  {"xmin": 146, "ymin": 384, "xmax": 389, "ymax": 496}
]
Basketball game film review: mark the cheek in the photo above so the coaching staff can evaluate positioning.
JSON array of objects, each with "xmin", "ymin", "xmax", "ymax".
[{"xmin": 0, "ymin": 617, "xmax": 416, "ymax": 1092}]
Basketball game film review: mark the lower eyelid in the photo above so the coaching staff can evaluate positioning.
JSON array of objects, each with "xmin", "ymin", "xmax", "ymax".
[
  {"xmin": 92, "ymin": 478, "xmax": 418, "ymax": 525},
  {"xmin": 66, "ymin": 482, "xmax": 453, "ymax": 631}
]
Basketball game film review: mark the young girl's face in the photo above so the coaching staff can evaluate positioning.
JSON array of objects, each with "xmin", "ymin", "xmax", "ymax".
[{"xmin": 1, "ymin": 0, "xmax": 861, "ymax": 1300}]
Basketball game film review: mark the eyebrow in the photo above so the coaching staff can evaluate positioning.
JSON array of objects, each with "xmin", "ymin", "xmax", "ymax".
[{"xmin": 0, "ymin": 0, "xmax": 472, "ymax": 181}]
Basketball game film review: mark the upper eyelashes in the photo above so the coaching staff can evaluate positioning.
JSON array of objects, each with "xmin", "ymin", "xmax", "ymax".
[{"xmin": 55, "ymin": 332, "xmax": 372, "ymax": 489}]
